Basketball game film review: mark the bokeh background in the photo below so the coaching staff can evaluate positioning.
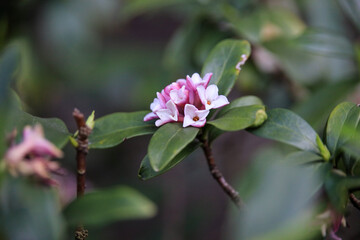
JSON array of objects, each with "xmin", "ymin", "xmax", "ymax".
[{"xmin": 1, "ymin": 0, "xmax": 360, "ymax": 239}]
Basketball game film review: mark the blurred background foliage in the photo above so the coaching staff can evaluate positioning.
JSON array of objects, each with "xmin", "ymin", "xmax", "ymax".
[{"xmin": 0, "ymin": 0, "xmax": 360, "ymax": 239}]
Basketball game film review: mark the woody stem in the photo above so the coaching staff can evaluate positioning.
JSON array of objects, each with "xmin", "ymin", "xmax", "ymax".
[
  {"xmin": 73, "ymin": 108, "xmax": 91, "ymax": 240},
  {"xmin": 200, "ymin": 137, "xmax": 243, "ymax": 208}
]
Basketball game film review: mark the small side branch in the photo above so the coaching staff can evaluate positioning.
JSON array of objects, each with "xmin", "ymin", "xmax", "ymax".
[
  {"xmin": 201, "ymin": 139, "xmax": 243, "ymax": 208},
  {"xmin": 349, "ymin": 193, "xmax": 360, "ymax": 211},
  {"xmin": 73, "ymin": 108, "xmax": 92, "ymax": 240}
]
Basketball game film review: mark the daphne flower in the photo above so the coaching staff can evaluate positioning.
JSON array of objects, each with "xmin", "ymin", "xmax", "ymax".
[
  {"xmin": 186, "ymin": 73, "xmax": 212, "ymax": 90},
  {"xmin": 155, "ymin": 100, "xmax": 179, "ymax": 127},
  {"xmin": 183, "ymin": 104, "xmax": 209, "ymax": 127},
  {"xmin": 197, "ymin": 84, "xmax": 229, "ymax": 110},
  {"xmin": 170, "ymin": 85, "xmax": 189, "ymax": 106}
]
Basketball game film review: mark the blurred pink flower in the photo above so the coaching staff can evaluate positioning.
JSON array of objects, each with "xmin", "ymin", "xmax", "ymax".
[{"xmin": 4, "ymin": 125, "xmax": 63, "ymax": 185}]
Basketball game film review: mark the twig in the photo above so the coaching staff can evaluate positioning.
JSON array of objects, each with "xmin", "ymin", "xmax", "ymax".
[
  {"xmin": 349, "ymin": 193, "xmax": 360, "ymax": 211},
  {"xmin": 73, "ymin": 108, "xmax": 91, "ymax": 240},
  {"xmin": 201, "ymin": 138, "xmax": 243, "ymax": 208}
]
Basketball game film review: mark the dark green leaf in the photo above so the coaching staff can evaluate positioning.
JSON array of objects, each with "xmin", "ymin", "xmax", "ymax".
[
  {"xmin": 64, "ymin": 186, "xmax": 156, "ymax": 227},
  {"xmin": 148, "ymin": 123, "xmax": 199, "ymax": 171},
  {"xmin": 250, "ymin": 108, "xmax": 327, "ymax": 158},
  {"xmin": 208, "ymin": 105, "xmax": 266, "ymax": 131},
  {"xmin": 0, "ymin": 45, "xmax": 19, "ymax": 103},
  {"xmin": 324, "ymin": 170, "xmax": 360, "ymax": 211},
  {"xmin": 0, "ymin": 175, "xmax": 64, "ymax": 240},
  {"xmin": 139, "ymin": 141, "xmax": 200, "ymax": 180},
  {"xmin": 202, "ymin": 39, "xmax": 251, "ymax": 96},
  {"xmin": 293, "ymin": 80, "xmax": 357, "ymax": 130},
  {"xmin": 89, "ymin": 111, "xmax": 157, "ymax": 149},
  {"xmin": 325, "ymin": 102, "xmax": 359, "ymax": 157}
]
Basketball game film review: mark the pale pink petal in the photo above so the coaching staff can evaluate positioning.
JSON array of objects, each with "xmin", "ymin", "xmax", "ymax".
[
  {"xmin": 156, "ymin": 92, "xmax": 166, "ymax": 107},
  {"xmin": 165, "ymin": 100, "xmax": 179, "ymax": 121},
  {"xmin": 155, "ymin": 118, "xmax": 171, "ymax": 127},
  {"xmin": 190, "ymin": 119, "xmax": 207, "ymax": 127},
  {"xmin": 150, "ymin": 98, "xmax": 162, "ymax": 112},
  {"xmin": 183, "ymin": 115, "xmax": 194, "ymax": 127},
  {"xmin": 191, "ymin": 73, "xmax": 202, "ymax": 84},
  {"xmin": 184, "ymin": 104, "xmax": 197, "ymax": 118},
  {"xmin": 206, "ymin": 84, "xmax": 219, "ymax": 101},
  {"xmin": 202, "ymin": 72, "xmax": 213, "ymax": 87},
  {"xmin": 211, "ymin": 95, "xmax": 229, "ymax": 109},
  {"xmin": 196, "ymin": 109, "xmax": 210, "ymax": 120},
  {"xmin": 196, "ymin": 85, "xmax": 207, "ymax": 106},
  {"xmin": 144, "ymin": 112, "xmax": 158, "ymax": 121}
]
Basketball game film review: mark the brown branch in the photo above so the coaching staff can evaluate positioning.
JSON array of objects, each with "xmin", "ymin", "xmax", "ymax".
[
  {"xmin": 201, "ymin": 138, "xmax": 243, "ymax": 208},
  {"xmin": 349, "ymin": 193, "xmax": 360, "ymax": 211},
  {"xmin": 73, "ymin": 108, "xmax": 92, "ymax": 240}
]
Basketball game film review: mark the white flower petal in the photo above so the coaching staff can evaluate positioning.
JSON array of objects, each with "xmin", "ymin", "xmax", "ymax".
[
  {"xmin": 144, "ymin": 112, "xmax": 158, "ymax": 121},
  {"xmin": 206, "ymin": 84, "xmax": 219, "ymax": 101},
  {"xmin": 190, "ymin": 118, "xmax": 207, "ymax": 127},
  {"xmin": 196, "ymin": 109, "xmax": 210, "ymax": 120},
  {"xmin": 211, "ymin": 95, "xmax": 229, "ymax": 109},
  {"xmin": 183, "ymin": 115, "xmax": 193, "ymax": 127}
]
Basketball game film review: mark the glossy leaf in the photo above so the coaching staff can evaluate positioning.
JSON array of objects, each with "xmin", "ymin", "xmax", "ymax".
[
  {"xmin": 216, "ymin": 95, "xmax": 264, "ymax": 117},
  {"xmin": 250, "ymin": 108, "xmax": 326, "ymax": 157},
  {"xmin": 326, "ymin": 102, "xmax": 359, "ymax": 157},
  {"xmin": 148, "ymin": 123, "xmax": 199, "ymax": 171},
  {"xmin": 5, "ymin": 108, "xmax": 70, "ymax": 149},
  {"xmin": 0, "ymin": 175, "xmax": 64, "ymax": 240},
  {"xmin": 208, "ymin": 105, "xmax": 265, "ymax": 131},
  {"xmin": 89, "ymin": 111, "xmax": 157, "ymax": 149},
  {"xmin": 139, "ymin": 142, "xmax": 200, "ymax": 180},
  {"xmin": 202, "ymin": 39, "xmax": 251, "ymax": 96},
  {"xmin": 284, "ymin": 151, "xmax": 323, "ymax": 165},
  {"xmin": 64, "ymin": 186, "xmax": 157, "ymax": 227}
]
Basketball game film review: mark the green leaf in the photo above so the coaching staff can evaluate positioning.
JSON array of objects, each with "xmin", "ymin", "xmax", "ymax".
[
  {"xmin": 0, "ymin": 45, "xmax": 19, "ymax": 103},
  {"xmin": 202, "ymin": 39, "xmax": 251, "ymax": 96},
  {"xmin": 216, "ymin": 95, "xmax": 264, "ymax": 117},
  {"xmin": 0, "ymin": 175, "xmax": 64, "ymax": 240},
  {"xmin": 89, "ymin": 111, "xmax": 157, "ymax": 149},
  {"xmin": 148, "ymin": 123, "xmax": 199, "ymax": 171},
  {"xmin": 222, "ymin": 6, "xmax": 305, "ymax": 43},
  {"xmin": 337, "ymin": 0, "xmax": 360, "ymax": 32},
  {"xmin": 206, "ymin": 96, "xmax": 264, "ymax": 142},
  {"xmin": 284, "ymin": 151, "xmax": 323, "ymax": 165},
  {"xmin": 5, "ymin": 108, "xmax": 70, "ymax": 149},
  {"xmin": 325, "ymin": 102, "xmax": 359, "ymax": 157},
  {"xmin": 139, "ymin": 142, "xmax": 200, "ymax": 180},
  {"xmin": 293, "ymin": 80, "xmax": 357, "ymax": 130},
  {"xmin": 250, "ymin": 108, "xmax": 324, "ymax": 156},
  {"xmin": 64, "ymin": 186, "xmax": 157, "ymax": 227},
  {"xmin": 208, "ymin": 105, "xmax": 266, "ymax": 131},
  {"xmin": 324, "ymin": 170, "xmax": 360, "ymax": 211},
  {"xmin": 229, "ymin": 161, "xmax": 321, "ymax": 240}
]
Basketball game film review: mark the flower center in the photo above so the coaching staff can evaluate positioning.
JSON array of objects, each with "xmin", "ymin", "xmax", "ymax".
[
  {"xmin": 193, "ymin": 116, "xmax": 199, "ymax": 121},
  {"xmin": 207, "ymin": 100, "xmax": 211, "ymax": 105}
]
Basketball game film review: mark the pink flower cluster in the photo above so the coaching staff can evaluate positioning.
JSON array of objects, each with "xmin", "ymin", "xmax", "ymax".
[
  {"xmin": 4, "ymin": 125, "xmax": 63, "ymax": 185},
  {"xmin": 144, "ymin": 73, "xmax": 229, "ymax": 127}
]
